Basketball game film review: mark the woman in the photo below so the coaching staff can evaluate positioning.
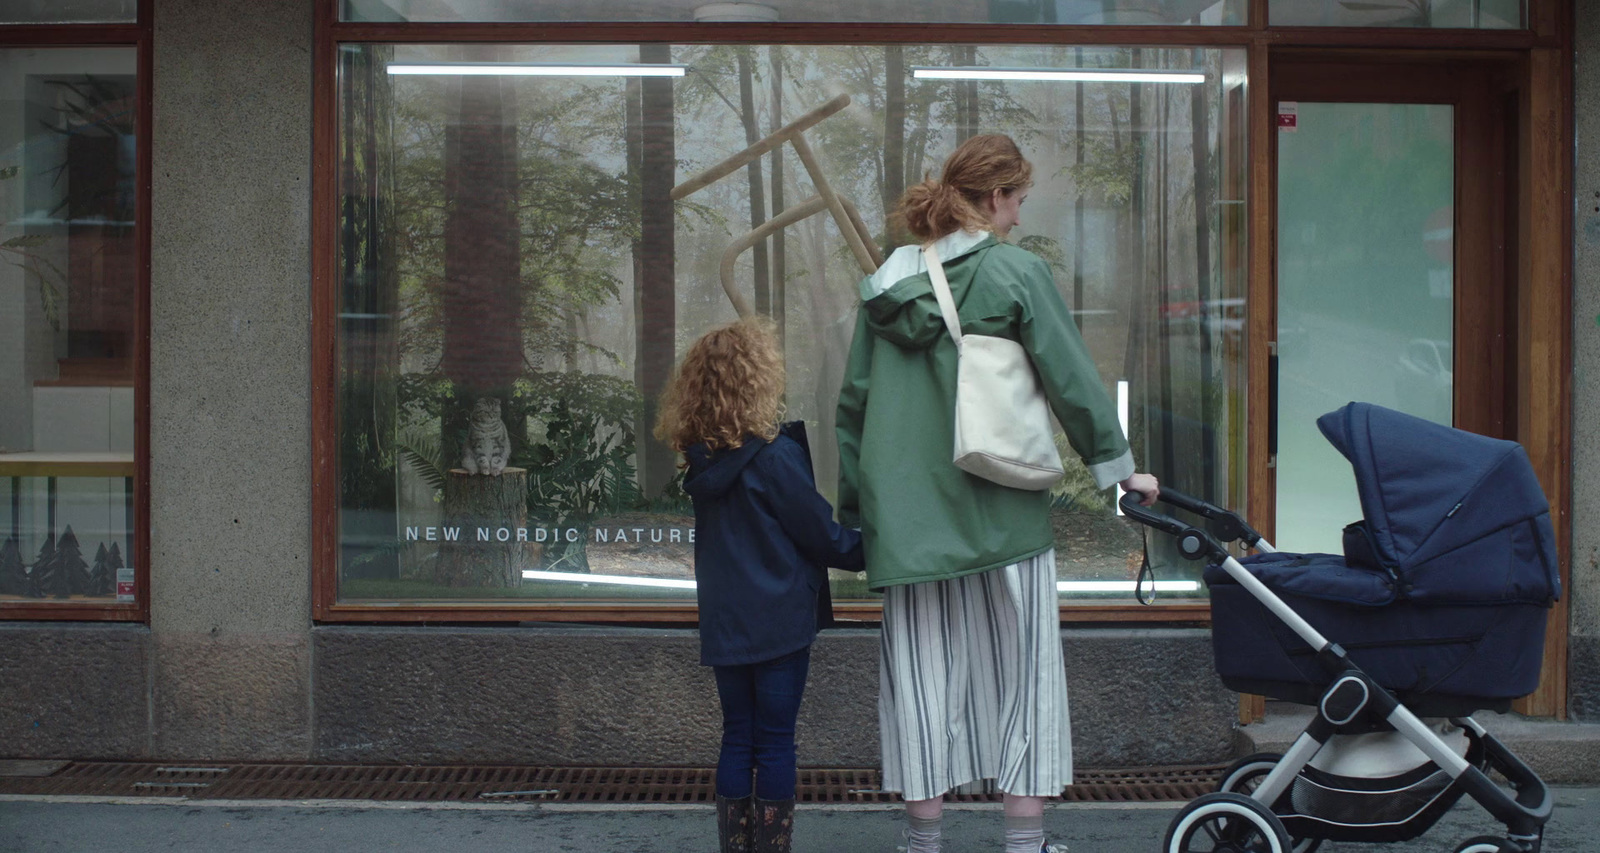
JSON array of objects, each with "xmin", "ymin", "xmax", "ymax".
[{"xmin": 835, "ymin": 134, "xmax": 1158, "ymax": 853}]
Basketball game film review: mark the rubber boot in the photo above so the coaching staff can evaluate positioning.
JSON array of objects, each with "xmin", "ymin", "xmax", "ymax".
[
  {"xmin": 752, "ymin": 797, "xmax": 795, "ymax": 853},
  {"xmin": 716, "ymin": 795, "xmax": 754, "ymax": 853}
]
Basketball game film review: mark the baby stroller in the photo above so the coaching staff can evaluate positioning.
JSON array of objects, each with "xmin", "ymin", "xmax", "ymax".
[{"xmin": 1122, "ymin": 402, "xmax": 1558, "ymax": 853}]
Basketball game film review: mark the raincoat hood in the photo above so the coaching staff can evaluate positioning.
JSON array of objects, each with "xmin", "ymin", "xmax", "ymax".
[{"xmin": 859, "ymin": 230, "xmax": 996, "ymax": 350}]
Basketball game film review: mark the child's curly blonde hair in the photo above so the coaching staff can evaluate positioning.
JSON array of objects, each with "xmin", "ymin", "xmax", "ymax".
[{"xmin": 655, "ymin": 316, "xmax": 785, "ymax": 454}]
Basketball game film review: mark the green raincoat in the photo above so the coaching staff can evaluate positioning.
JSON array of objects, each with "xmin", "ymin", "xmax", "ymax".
[{"xmin": 836, "ymin": 229, "xmax": 1134, "ymax": 590}]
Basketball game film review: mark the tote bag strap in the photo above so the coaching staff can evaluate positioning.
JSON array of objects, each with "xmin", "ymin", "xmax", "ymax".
[{"xmin": 922, "ymin": 243, "xmax": 964, "ymax": 346}]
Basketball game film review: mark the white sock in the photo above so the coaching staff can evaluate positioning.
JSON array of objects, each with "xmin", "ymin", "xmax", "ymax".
[
  {"xmin": 1003, "ymin": 813, "xmax": 1045, "ymax": 853},
  {"xmin": 905, "ymin": 813, "xmax": 942, "ymax": 853}
]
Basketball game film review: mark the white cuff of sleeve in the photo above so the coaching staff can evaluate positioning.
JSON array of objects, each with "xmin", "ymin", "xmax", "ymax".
[{"xmin": 1088, "ymin": 449, "xmax": 1136, "ymax": 491}]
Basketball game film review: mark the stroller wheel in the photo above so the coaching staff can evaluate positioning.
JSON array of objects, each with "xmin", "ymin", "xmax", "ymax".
[
  {"xmin": 1217, "ymin": 754, "xmax": 1321, "ymax": 853},
  {"xmin": 1163, "ymin": 792, "xmax": 1293, "ymax": 853}
]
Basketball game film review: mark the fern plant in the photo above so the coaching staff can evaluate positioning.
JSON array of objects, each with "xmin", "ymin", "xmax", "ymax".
[{"xmin": 396, "ymin": 429, "xmax": 448, "ymax": 496}]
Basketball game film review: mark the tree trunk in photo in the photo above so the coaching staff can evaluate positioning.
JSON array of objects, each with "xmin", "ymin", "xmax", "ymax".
[
  {"xmin": 737, "ymin": 47, "xmax": 771, "ymax": 315},
  {"xmin": 636, "ymin": 43, "xmax": 678, "ymax": 500},
  {"xmin": 627, "ymin": 75, "xmax": 644, "ymax": 375},
  {"xmin": 1072, "ymin": 48, "xmax": 1086, "ymax": 328},
  {"xmin": 883, "ymin": 45, "xmax": 907, "ymax": 248},
  {"xmin": 769, "ymin": 46, "xmax": 787, "ymax": 352},
  {"xmin": 436, "ymin": 468, "xmax": 532, "ymax": 588},
  {"xmin": 442, "ymin": 46, "xmax": 521, "ymax": 400},
  {"xmin": 1121, "ymin": 58, "xmax": 1150, "ymax": 394},
  {"xmin": 953, "ymin": 45, "xmax": 979, "ymax": 144},
  {"xmin": 1156, "ymin": 77, "xmax": 1177, "ymax": 480},
  {"xmin": 1190, "ymin": 46, "xmax": 1218, "ymax": 495}
]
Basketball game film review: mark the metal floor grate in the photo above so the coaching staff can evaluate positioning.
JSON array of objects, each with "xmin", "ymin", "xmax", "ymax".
[{"xmin": 0, "ymin": 762, "xmax": 1223, "ymax": 804}]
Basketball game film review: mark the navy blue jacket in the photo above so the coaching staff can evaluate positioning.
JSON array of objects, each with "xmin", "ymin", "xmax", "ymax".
[{"xmin": 684, "ymin": 422, "xmax": 863, "ymax": 667}]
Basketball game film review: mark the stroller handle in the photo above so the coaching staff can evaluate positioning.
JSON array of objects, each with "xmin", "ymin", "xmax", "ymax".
[
  {"xmin": 1123, "ymin": 487, "xmax": 1265, "ymax": 549},
  {"xmin": 1119, "ymin": 491, "xmax": 1228, "ymax": 562}
]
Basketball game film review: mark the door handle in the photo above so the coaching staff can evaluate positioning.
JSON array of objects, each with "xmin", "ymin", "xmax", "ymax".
[{"xmin": 1268, "ymin": 341, "xmax": 1279, "ymax": 465}]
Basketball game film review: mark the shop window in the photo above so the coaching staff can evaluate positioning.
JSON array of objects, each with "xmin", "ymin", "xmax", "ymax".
[
  {"xmin": 0, "ymin": 46, "xmax": 141, "ymax": 612},
  {"xmin": 331, "ymin": 42, "xmax": 1248, "ymax": 613},
  {"xmin": 1270, "ymin": 0, "xmax": 1523, "ymax": 28},
  {"xmin": 340, "ymin": 1, "xmax": 1246, "ymax": 26}
]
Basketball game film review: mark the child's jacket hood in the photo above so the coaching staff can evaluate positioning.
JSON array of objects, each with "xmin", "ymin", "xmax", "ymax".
[{"xmin": 683, "ymin": 435, "xmax": 766, "ymax": 501}]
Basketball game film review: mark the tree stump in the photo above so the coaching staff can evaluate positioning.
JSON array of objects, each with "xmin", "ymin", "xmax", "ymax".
[{"xmin": 435, "ymin": 467, "xmax": 531, "ymax": 589}]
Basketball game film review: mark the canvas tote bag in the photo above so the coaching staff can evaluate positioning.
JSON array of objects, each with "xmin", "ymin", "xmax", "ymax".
[{"xmin": 924, "ymin": 243, "xmax": 1065, "ymax": 490}]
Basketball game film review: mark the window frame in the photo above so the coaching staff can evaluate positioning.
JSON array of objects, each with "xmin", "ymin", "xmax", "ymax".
[
  {"xmin": 310, "ymin": 0, "xmax": 1567, "ymax": 624},
  {"xmin": 0, "ymin": 9, "xmax": 151, "ymax": 623}
]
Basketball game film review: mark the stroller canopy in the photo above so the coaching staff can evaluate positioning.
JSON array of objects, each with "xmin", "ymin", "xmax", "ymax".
[{"xmin": 1316, "ymin": 402, "xmax": 1560, "ymax": 605}]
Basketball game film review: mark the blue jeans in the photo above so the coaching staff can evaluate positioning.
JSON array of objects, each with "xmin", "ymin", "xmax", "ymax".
[{"xmin": 712, "ymin": 645, "xmax": 812, "ymax": 800}]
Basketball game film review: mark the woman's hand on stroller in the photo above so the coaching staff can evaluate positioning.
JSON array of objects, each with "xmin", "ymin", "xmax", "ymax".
[{"xmin": 1121, "ymin": 472, "xmax": 1160, "ymax": 506}]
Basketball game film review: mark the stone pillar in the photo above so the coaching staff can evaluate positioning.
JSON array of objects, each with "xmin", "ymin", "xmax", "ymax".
[
  {"xmin": 148, "ymin": 0, "xmax": 313, "ymax": 758},
  {"xmin": 1572, "ymin": 2, "xmax": 1600, "ymax": 720}
]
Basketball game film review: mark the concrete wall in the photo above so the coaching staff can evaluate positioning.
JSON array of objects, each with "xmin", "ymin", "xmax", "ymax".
[
  {"xmin": 1, "ymin": 621, "xmax": 1238, "ymax": 768},
  {"xmin": 146, "ymin": 0, "xmax": 314, "ymax": 757},
  {"xmin": 1571, "ymin": 1, "xmax": 1600, "ymax": 720}
]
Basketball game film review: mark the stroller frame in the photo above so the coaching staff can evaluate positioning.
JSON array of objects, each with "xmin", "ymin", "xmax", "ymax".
[{"xmin": 1123, "ymin": 488, "xmax": 1554, "ymax": 853}]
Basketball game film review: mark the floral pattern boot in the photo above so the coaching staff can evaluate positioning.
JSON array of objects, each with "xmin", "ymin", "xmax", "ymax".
[
  {"xmin": 716, "ymin": 795, "xmax": 754, "ymax": 853},
  {"xmin": 753, "ymin": 797, "xmax": 795, "ymax": 853}
]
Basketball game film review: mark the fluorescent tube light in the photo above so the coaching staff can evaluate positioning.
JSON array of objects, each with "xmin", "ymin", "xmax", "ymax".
[
  {"xmin": 519, "ymin": 570, "xmax": 1199, "ymax": 595},
  {"xmin": 523, "ymin": 570, "xmax": 698, "ymax": 590},
  {"xmin": 912, "ymin": 67, "xmax": 1205, "ymax": 84},
  {"xmin": 1116, "ymin": 379, "xmax": 1130, "ymax": 516},
  {"xmin": 388, "ymin": 63, "xmax": 687, "ymax": 77},
  {"xmin": 1057, "ymin": 580, "xmax": 1203, "ymax": 593}
]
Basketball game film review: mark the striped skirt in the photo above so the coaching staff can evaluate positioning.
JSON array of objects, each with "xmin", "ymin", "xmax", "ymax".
[{"xmin": 878, "ymin": 550, "xmax": 1071, "ymax": 802}]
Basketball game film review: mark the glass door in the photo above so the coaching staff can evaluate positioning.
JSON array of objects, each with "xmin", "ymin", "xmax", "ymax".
[
  {"xmin": 1274, "ymin": 101, "xmax": 1455, "ymax": 552},
  {"xmin": 1269, "ymin": 59, "xmax": 1512, "ymax": 555}
]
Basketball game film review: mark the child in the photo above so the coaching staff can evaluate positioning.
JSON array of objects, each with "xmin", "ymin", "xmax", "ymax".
[{"xmin": 656, "ymin": 317, "xmax": 864, "ymax": 853}]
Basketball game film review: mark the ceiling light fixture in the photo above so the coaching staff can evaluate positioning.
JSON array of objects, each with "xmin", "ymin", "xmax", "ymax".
[
  {"xmin": 388, "ymin": 62, "xmax": 687, "ymax": 77},
  {"xmin": 912, "ymin": 66, "xmax": 1205, "ymax": 84}
]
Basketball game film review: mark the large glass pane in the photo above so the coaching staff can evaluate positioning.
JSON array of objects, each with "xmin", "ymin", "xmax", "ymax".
[
  {"xmin": 0, "ymin": 1, "xmax": 137, "ymax": 24},
  {"xmin": 0, "ymin": 47, "xmax": 139, "ymax": 603},
  {"xmin": 335, "ymin": 43, "xmax": 1246, "ymax": 607},
  {"xmin": 1270, "ymin": 0, "xmax": 1523, "ymax": 28},
  {"xmin": 1275, "ymin": 102, "xmax": 1453, "ymax": 554},
  {"xmin": 342, "ymin": 1, "xmax": 1245, "ymax": 25}
]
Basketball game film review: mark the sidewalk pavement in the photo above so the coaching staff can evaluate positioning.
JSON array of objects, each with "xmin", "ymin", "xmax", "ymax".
[{"xmin": 3, "ymin": 789, "xmax": 1596, "ymax": 853}]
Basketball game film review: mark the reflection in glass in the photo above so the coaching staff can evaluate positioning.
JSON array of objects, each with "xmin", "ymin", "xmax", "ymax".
[
  {"xmin": 342, "ymin": 0, "xmax": 1245, "ymax": 25},
  {"xmin": 0, "ymin": 0, "xmax": 136, "ymax": 24},
  {"xmin": 1269, "ymin": 0, "xmax": 1522, "ymax": 28},
  {"xmin": 0, "ymin": 47, "xmax": 139, "ymax": 602},
  {"xmin": 1275, "ymin": 102, "xmax": 1454, "ymax": 554},
  {"xmin": 335, "ymin": 43, "xmax": 1246, "ymax": 605}
]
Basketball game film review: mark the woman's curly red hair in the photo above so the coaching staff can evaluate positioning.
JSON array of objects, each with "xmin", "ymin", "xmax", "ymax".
[{"xmin": 655, "ymin": 316, "xmax": 785, "ymax": 454}]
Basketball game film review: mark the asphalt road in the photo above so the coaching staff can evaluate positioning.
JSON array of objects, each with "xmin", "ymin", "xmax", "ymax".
[{"xmin": 2, "ymin": 788, "xmax": 1596, "ymax": 852}]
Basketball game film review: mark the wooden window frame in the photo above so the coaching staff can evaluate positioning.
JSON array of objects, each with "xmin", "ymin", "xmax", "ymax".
[
  {"xmin": 311, "ymin": 0, "xmax": 1571, "ymax": 629},
  {"xmin": 0, "ymin": 7, "xmax": 152, "ymax": 623}
]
